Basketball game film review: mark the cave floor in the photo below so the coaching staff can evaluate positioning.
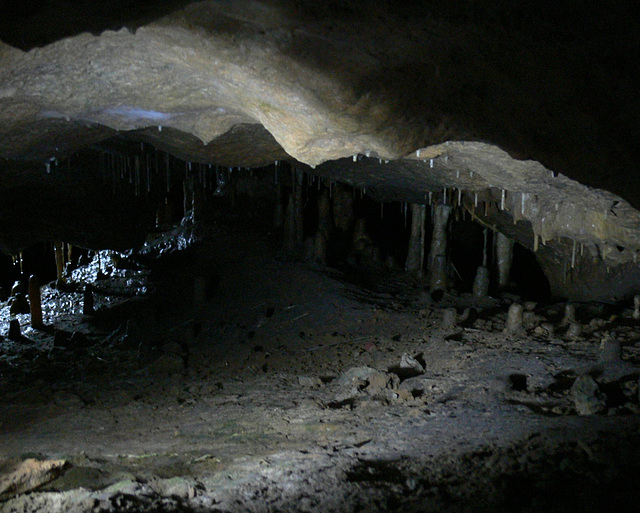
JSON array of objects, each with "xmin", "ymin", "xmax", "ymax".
[{"xmin": 2, "ymin": 223, "xmax": 640, "ymax": 512}]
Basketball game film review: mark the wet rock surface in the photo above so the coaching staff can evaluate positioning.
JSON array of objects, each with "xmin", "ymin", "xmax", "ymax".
[{"xmin": 2, "ymin": 214, "xmax": 640, "ymax": 512}]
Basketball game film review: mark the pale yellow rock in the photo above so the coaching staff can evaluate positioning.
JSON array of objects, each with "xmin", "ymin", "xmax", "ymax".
[{"xmin": 0, "ymin": 458, "xmax": 69, "ymax": 500}]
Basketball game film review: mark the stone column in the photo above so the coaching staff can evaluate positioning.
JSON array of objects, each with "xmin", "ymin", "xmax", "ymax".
[
  {"xmin": 428, "ymin": 203, "xmax": 452, "ymax": 292},
  {"xmin": 405, "ymin": 203, "xmax": 426, "ymax": 274},
  {"xmin": 293, "ymin": 173, "xmax": 304, "ymax": 248},
  {"xmin": 284, "ymin": 192, "xmax": 297, "ymax": 251},
  {"xmin": 273, "ymin": 183, "xmax": 284, "ymax": 229},
  {"xmin": 496, "ymin": 232, "xmax": 514, "ymax": 289},
  {"xmin": 314, "ymin": 189, "xmax": 331, "ymax": 263},
  {"xmin": 283, "ymin": 173, "xmax": 305, "ymax": 253},
  {"xmin": 28, "ymin": 275, "xmax": 44, "ymax": 331},
  {"xmin": 192, "ymin": 176, "xmax": 204, "ymax": 225},
  {"xmin": 332, "ymin": 183, "xmax": 354, "ymax": 235},
  {"xmin": 473, "ymin": 228, "xmax": 490, "ymax": 297},
  {"xmin": 54, "ymin": 241, "xmax": 65, "ymax": 284}
]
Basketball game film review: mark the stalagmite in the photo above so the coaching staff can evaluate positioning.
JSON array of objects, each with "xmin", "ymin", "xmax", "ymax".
[
  {"xmin": 405, "ymin": 204, "xmax": 426, "ymax": 274},
  {"xmin": 8, "ymin": 319, "xmax": 21, "ymax": 341},
  {"xmin": 633, "ymin": 295, "xmax": 640, "ymax": 320},
  {"xmin": 313, "ymin": 230, "xmax": 328, "ymax": 264},
  {"xmin": 496, "ymin": 232, "xmax": 514, "ymax": 289},
  {"xmin": 352, "ymin": 218, "xmax": 374, "ymax": 263},
  {"xmin": 28, "ymin": 275, "xmax": 44, "ymax": 331},
  {"xmin": 441, "ymin": 308, "xmax": 457, "ymax": 329},
  {"xmin": 83, "ymin": 285, "xmax": 94, "ymax": 316},
  {"xmin": 427, "ymin": 203, "xmax": 452, "ymax": 293},
  {"xmin": 472, "ymin": 266, "xmax": 489, "ymax": 298},
  {"xmin": 505, "ymin": 303, "xmax": 524, "ymax": 334},
  {"xmin": 560, "ymin": 303, "xmax": 576, "ymax": 328},
  {"xmin": 599, "ymin": 333, "xmax": 622, "ymax": 363},
  {"xmin": 54, "ymin": 242, "xmax": 65, "ymax": 285},
  {"xmin": 565, "ymin": 322, "xmax": 582, "ymax": 340}
]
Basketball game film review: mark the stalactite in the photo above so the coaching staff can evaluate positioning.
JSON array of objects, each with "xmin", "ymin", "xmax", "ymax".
[
  {"xmin": 428, "ymin": 203, "xmax": 452, "ymax": 293},
  {"xmin": 28, "ymin": 275, "xmax": 44, "ymax": 331},
  {"xmin": 496, "ymin": 232, "xmax": 514, "ymax": 289},
  {"xmin": 405, "ymin": 203, "xmax": 426, "ymax": 274}
]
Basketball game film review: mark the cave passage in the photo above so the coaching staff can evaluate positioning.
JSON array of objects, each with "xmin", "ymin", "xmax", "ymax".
[
  {"xmin": 2, "ymin": 1, "xmax": 640, "ymax": 511},
  {"xmin": 2, "ymin": 143, "xmax": 640, "ymax": 513}
]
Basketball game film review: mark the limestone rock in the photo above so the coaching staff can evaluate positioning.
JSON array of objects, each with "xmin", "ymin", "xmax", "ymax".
[
  {"xmin": 334, "ymin": 367, "xmax": 394, "ymax": 403},
  {"xmin": 298, "ymin": 376, "xmax": 323, "ymax": 388},
  {"xmin": 571, "ymin": 374, "xmax": 607, "ymax": 416},
  {"xmin": 399, "ymin": 353, "xmax": 425, "ymax": 375},
  {"xmin": 150, "ymin": 353, "xmax": 184, "ymax": 377},
  {"xmin": 0, "ymin": 459, "xmax": 69, "ymax": 500}
]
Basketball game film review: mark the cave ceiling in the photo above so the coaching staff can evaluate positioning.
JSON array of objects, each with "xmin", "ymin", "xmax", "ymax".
[{"xmin": 0, "ymin": 0, "xmax": 639, "ymax": 301}]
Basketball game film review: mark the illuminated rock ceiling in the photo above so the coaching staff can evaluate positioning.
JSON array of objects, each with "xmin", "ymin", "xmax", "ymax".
[{"xmin": 0, "ymin": 0, "xmax": 639, "ymax": 300}]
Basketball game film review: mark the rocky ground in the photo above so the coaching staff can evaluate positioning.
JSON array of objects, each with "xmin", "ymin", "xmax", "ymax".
[{"xmin": 2, "ymin": 214, "xmax": 640, "ymax": 512}]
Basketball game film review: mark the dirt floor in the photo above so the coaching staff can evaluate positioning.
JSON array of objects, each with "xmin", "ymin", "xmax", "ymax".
[{"xmin": 2, "ymin": 211, "xmax": 640, "ymax": 512}]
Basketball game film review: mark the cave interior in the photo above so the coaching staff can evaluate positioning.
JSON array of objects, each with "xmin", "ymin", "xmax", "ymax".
[{"xmin": 1, "ymin": 1, "xmax": 640, "ymax": 512}]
